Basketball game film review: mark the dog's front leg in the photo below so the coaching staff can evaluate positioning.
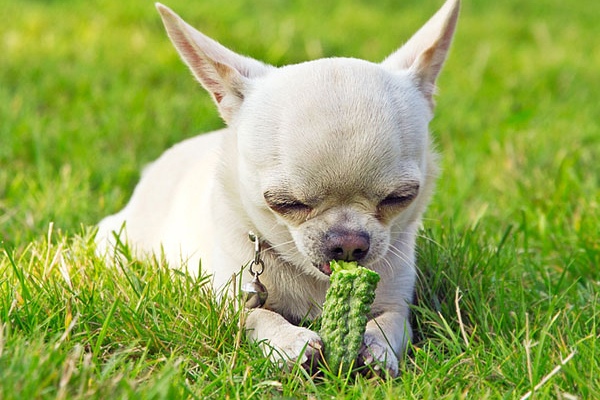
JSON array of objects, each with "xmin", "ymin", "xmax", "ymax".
[
  {"xmin": 359, "ymin": 309, "xmax": 412, "ymax": 377},
  {"xmin": 246, "ymin": 308, "xmax": 323, "ymax": 369}
]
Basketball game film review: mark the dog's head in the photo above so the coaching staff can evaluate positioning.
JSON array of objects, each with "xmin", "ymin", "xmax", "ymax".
[{"xmin": 157, "ymin": 0, "xmax": 459, "ymax": 279}]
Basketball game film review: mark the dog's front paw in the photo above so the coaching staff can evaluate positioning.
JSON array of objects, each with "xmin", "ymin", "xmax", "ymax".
[
  {"xmin": 263, "ymin": 326, "xmax": 323, "ymax": 370},
  {"xmin": 359, "ymin": 333, "xmax": 399, "ymax": 378}
]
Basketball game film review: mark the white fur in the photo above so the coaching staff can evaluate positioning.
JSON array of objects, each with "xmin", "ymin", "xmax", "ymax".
[{"xmin": 97, "ymin": 0, "xmax": 460, "ymax": 377}]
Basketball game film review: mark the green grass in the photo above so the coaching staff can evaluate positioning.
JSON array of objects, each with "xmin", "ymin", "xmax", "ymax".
[{"xmin": 1, "ymin": 0, "xmax": 598, "ymax": 398}]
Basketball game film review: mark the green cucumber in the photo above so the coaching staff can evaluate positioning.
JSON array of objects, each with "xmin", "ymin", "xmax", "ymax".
[{"xmin": 320, "ymin": 260, "xmax": 380, "ymax": 374}]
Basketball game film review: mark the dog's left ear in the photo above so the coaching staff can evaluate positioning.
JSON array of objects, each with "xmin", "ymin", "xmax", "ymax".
[
  {"xmin": 156, "ymin": 3, "xmax": 273, "ymax": 123},
  {"xmin": 382, "ymin": 0, "xmax": 460, "ymax": 108}
]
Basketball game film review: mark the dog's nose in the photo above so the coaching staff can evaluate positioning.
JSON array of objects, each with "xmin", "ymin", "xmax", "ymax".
[{"xmin": 324, "ymin": 230, "xmax": 370, "ymax": 262}]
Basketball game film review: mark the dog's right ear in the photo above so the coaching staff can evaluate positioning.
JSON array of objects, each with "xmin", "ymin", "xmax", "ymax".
[
  {"xmin": 382, "ymin": 0, "xmax": 460, "ymax": 108},
  {"xmin": 156, "ymin": 3, "xmax": 273, "ymax": 123}
]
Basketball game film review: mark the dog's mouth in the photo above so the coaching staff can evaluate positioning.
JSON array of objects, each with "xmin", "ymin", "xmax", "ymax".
[{"xmin": 314, "ymin": 262, "xmax": 332, "ymax": 276}]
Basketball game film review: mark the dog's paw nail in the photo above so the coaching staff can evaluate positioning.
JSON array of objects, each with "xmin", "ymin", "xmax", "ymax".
[{"xmin": 309, "ymin": 340, "xmax": 322, "ymax": 351}]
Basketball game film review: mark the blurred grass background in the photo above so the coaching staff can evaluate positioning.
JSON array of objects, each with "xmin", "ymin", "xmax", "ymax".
[
  {"xmin": 2, "ymin": 0, "xmax": 599, "ymax": 256},
  {"xmin": 1, "ymin": 0, "xmax": 599, "ymax": 398}
]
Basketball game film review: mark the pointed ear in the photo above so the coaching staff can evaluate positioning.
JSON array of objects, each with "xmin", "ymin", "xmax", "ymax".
[
  {"xmin": 382, "ymin": 0, "xmax": 460, "ymax": 107},
  {"xmin": 155, "ymin": 3, "xmax": 273, "ymax": 123}
]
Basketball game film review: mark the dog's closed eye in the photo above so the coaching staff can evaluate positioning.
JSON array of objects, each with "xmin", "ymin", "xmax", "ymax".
[
  {"xmin": 264, "ymin": 191, "xmax": 312, "ymax": 216},
  {"xmin": 378, "ymin": 182, "xmax": 420, "ymax": 210}
]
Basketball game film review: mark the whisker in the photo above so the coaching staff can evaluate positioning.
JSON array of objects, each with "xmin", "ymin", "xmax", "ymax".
[
  {"xmin": 387, "ymin": 245, "xmax": 412, "ymax": 266},
  {"xmin": 381, "ymin": 257, "xmax": 394, "ymax": 276},
  {"xmin": 389, "ymin": 230, "xmax": 444, "ymax": 249},
  {"xmin": 264, "ymin": 239, "xmax": 295, "ymax": 252}
]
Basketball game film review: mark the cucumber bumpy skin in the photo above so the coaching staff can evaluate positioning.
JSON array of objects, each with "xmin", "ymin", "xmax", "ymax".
[{"xmin": 319, "ymin": 260, "xmax": 380, "ymax": 374}]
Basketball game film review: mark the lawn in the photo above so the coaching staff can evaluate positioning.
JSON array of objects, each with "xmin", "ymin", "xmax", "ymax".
[{"xmin": 1, "ymin": 0, "xmax": 599, "ymax": 398}]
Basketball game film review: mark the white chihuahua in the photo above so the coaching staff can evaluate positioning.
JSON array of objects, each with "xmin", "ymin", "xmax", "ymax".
[{"xmin": 97, "ymin": 0, "xmax": 460, "ymax": 376}]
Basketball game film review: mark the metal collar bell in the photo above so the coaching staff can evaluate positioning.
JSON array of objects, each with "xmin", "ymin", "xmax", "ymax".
[{"xmin": 240, "ymin": 231, "xmax": 268, "ymax": 308}]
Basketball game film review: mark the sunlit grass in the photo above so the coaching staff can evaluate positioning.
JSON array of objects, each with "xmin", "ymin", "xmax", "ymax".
[{"xmin": 1, "ymin": 0, "xmax": 598, "ymax": 398}]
